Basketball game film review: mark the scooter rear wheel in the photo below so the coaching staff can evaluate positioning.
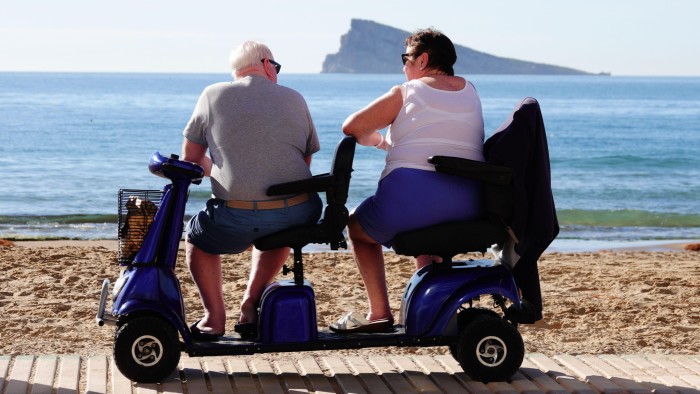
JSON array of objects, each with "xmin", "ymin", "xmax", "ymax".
[
  {"xmin": 113, "ymin": 315, "xmax": 181, "ymax": 383},
  {"xmin": 454, "ymin": 314, "xmax": 524, "ymax": 382},
  {"xmin": 449, "ymin": 307, "xmax": 501, "ymax": 361}
]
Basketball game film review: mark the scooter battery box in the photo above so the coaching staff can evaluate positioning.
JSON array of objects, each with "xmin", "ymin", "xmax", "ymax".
[{"xmin": 258, "ymin": 280, "xmax": 318, "ymax": 344}]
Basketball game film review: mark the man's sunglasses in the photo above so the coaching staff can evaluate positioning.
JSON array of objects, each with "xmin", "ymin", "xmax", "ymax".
[{"xmin": 262, "ymin": 58, "xmax": 282, "ymax": 74}]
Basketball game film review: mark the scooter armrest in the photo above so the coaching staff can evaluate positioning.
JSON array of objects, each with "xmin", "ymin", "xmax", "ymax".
[
  {"xmin": 429, "ymin": 156, "xmax": 512, "ymax": 185},
  {"xmin": 267, "ymin": 173, "xmax": 335, "ymax": 196}
]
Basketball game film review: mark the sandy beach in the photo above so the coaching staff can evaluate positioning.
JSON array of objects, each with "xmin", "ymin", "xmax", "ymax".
[{"xmin": 1, "ymin": 240, "xmax": 699, "ymax": 359}]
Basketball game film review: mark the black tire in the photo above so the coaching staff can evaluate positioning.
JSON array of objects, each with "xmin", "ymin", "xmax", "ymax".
[
  {"xmin": 448, "ymin": 307, "xmax": 501, "ymax": 361},
  {"xmin": 113, "ymin": 316, "xmax": 181, "ymax": 383},
  {"xmin": 454, "ymin": 314, "xmax": 524, "ymax": 382}
]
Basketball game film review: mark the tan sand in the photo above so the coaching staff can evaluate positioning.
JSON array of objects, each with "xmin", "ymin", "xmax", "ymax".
[{"xmin": 1, "ymin": 240, "xmax": 699, "ymax": 358}]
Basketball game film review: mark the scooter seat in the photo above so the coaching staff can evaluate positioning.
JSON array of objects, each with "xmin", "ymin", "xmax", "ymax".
[
  {"xmin": 393, "ymin": 218, "xmax": 507, "ymax": 257},
  {"xmin": 254, "ymin": 223, "xmax": 346, "ymax": 251}
]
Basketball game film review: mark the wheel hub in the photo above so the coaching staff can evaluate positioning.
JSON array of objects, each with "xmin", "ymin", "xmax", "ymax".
[
  {"xmin": 132, "ymin": 335, "xmax": 163, "ymax": 367},
  {"xmin": 475, "ymin": 335, "xmax": 507, "ymax": 367}
]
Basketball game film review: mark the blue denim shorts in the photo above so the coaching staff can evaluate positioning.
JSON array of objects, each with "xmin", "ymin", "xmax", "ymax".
[
  {"xmin": 186, "ymin": 194, "xmax": 322, "ymax": 255},
  {"xmin": 354, "ymin": 168, "xmax": 483, "ymax": 248}
]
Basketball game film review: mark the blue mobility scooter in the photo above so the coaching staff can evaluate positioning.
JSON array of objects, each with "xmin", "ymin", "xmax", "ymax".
[{"xmin": 97, "ymin": 135, "xmax": 527, "ymax": 384}]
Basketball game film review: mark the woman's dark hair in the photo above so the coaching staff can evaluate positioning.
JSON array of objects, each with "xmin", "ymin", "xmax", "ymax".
[{"xmin": 405, "ymin": 28, "xmax": 457, "ymax": 76}]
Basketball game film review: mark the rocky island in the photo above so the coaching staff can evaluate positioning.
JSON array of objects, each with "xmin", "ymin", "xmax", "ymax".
[{"xmin": 323, "ymin": 19, "xmax": 597, "ymax": 75}]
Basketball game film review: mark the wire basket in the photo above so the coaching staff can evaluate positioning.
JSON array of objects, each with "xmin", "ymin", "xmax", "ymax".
[{"xmin": 117, "ymin": 189, "xmax": 163, "ymax": 264}]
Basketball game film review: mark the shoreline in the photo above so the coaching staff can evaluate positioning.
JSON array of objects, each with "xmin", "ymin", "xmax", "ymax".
[{"xmin": 6, "ymin": 238, "xmax": 700, "ymax": 252}]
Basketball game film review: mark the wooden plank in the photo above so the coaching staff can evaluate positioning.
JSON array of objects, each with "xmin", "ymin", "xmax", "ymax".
[
  {"xmin": 527, "ymin": 353, "xmax": 596, "ymax": 394},
  {"xmin": 12, "ymin": 352, "xmax": 700, "ymax": 394},
  {"xmin": 227, "ymin": 358, "xmax": 259, "ymax": 394},
  {"xmin": 56, "ymin": 355, "xmax": 81, "ymax": 394},
  {"xmin": 346, "ymin": 356, "xmax": 394, "ymax": 394},
  {"xmin": 623, "ymin": 355, "xmax": 670, "ymax": 376},
  {"xmin": 554, "ymin": 354, "xmax": 625, "ymax": 394},
  {"xmin": 624, "ymin": 355, "xmax": 693, "ymax": 392},
  {"xmin": 203, "ymin": 358, "xmax": 234, "ymax": 394},
  {"xmin": 369, "ymin": 356, "xmax": 417, "ymax": 393},
  {"xmin": 274, "ymin": 359, "xmax": 308, "ymax": 393},
  {"xmin": 134, "ymin": 382, "xmax": 158, "ymax": 393},
  {"xmin": 5, "ymin": 355, "xmax": 34, "ymax": 394},
  {"xmin": 389, "ymin": 355, "xmax": 441, "ymax": 394},
  {"xmin": 670, "ymin": 356, "xmax": 700, "ymax": 390},
  {"xmin": 509, "ymin": 371, "xmax": 546, "ymax": 394},
  {"xmin": 110, "ymin": 357, "xmax": 133, "ymax": 394},
  {"xmin": 648, "ymin": 355, "xmax": 700, "ymax": 390},
  {"xmin": 672, "ymin": 356, "xmax": 700, "ymax": 376},
  {"xmin": 599, "ymin": 354, "xmax": 673, "ymax": 393},
  {"xmin": 519, "ymin": 357, "xmax": 569, "ymax": 394},
  {"xmin": 434, "ymin": 354, "xmax": 492, "ymax": 394},
  {"xmin": 412, "ymin": 355, "xmax": 470, "ymax": 393},
  {"xmin": 486, "ymin": 380, "xmax": 519, "ymax": 394},
  {"xmin": 159, "ymin": 359, "xmax": 184, "ymax": 394},
  {"xmin": 321, "ymin": 356, "xmax": 369, "ymax": 394},
  {"xmin": 297, "ymin": 357, "xmax": 336, "ymax": 394},
  {"xmin": 0, "ymin": 355, "xmax": 11, "ymax": 394},
  {"xmin": 86, "ymin": 355, "xmax": 108, "ymax": 394},
  {"xmin": 577, "ymin": 355, "xmax": 654, "ymax": 394},
  {"xmin": 678, "ymin": 374, "xmax": 700, "ymax": 392},
  {"xmin": 32, "ymin": 355, "xmax": 58, "ymax": 394},
  {"xmin": 250, "ymin": 359, "xmax": 284, "ymax": 394},
  {"xmin": 182, "ymin": 357, "xmax": 209, "ymax": 394},
  {"xmin": 648, "ymin": 355, "xmax": 695, "ymax": 376},
  {"xmin": 655, "ymin": 375, "xmax": 700, "ymax": 394}
]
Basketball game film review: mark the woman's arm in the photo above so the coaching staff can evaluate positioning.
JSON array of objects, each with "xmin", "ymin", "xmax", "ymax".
[
  {"xmin": 342, "ymin": 85, "xmax": 403, "ymax": 147},
  {"xmin": 182, "ymin": 138, "xmax": 212, "ymax": 177}
]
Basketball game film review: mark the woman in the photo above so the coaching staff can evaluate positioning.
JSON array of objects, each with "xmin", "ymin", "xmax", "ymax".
[{"xmin": 330, "ymin": 28, "xmax": 485, "ymax": 333}]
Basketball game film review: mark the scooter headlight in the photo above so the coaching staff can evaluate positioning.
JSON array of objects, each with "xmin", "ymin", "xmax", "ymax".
[{"xmin": 112, "ymin": 268, "xmax": 128, "ymax": 299}]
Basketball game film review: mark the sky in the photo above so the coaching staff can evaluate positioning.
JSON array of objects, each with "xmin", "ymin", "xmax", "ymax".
[{"xmin": 1, "ymin": 0, "xmax": 698, "ymax": 76}]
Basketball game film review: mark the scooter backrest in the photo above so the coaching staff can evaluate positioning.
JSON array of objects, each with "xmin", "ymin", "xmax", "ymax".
[{"xmin": 327, "ymin": 136, "xmax": 356, "ymax": 205}]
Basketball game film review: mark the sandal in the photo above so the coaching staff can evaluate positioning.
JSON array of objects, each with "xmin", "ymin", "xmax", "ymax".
[
  {"xmin": 189, "ymin": 319, "xmax": 223, "ymax": 341},
  {"xmin": 329, "ymin": 311, "xmax": 394, "ymax": 334}
]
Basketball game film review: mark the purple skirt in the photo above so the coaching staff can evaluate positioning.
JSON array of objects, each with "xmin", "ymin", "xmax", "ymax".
[{"xmin": 354, "ymin": 168, "xmax": 484, "ymax": 248}]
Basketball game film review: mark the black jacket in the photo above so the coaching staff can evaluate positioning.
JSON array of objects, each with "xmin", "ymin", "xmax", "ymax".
[{"xmin": 484, "ymin": 97, "xmax": 559, "ymax": 255}]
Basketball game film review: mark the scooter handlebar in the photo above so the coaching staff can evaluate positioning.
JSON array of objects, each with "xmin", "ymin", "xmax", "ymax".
[{"xmin": 149, "ymin": 152, "xmax": 204, "ymax": 183}]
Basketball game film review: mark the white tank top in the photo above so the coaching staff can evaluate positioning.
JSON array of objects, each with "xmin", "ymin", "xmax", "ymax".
[{"xmin": 381, "ymin": 79, "xmax": 485, "ymax": 179}]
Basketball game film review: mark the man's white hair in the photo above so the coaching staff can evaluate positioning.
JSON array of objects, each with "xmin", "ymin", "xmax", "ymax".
[{"xmin": 229, "ymin": 41, "xmax": 273, "ymax": 76}]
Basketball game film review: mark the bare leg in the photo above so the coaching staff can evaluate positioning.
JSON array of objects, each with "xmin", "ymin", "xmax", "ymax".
[
  {"xmin": 238, "ymin": 246, "xmax": 290, "ymax": 324},
  {"xmin": 347, "ymin": 215, "xmax": 392, "ymax": 322},
  {"xmin": 186, "ymin": 241, "xmax": 225, "ymax": 334}
]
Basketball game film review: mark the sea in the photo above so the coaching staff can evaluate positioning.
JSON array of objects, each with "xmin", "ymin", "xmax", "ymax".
[{"xmin": 1, "ymin": 72, "xmax": 699, "ymax": 251}]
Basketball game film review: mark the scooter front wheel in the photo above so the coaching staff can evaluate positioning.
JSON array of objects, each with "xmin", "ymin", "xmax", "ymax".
[
  {"xmin": 113, "ymin": 315, "xmax": 181, "ymax": 383},
  {"xmin": 454, "ymin": 314, "xmax": 524, "ymax": 382}
]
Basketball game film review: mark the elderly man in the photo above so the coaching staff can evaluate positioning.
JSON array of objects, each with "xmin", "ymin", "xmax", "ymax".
[{"xmin": 182, "ymin": 41, "xmax": 321, "ymax": 340}]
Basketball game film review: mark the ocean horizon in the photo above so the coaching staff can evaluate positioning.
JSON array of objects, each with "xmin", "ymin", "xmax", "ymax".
[{"xmin": 1, "ymin": 72, "xmax": 698, "ymax": 251}]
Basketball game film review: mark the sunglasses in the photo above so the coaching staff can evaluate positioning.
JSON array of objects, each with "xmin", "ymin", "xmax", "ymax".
[
  {"xmin": 261, "ymin": 58, "xmax": 282, "ymax": 74},
  {"xmin": 401, "ymin": 53, "xmax": 416, "ymax": 65}
]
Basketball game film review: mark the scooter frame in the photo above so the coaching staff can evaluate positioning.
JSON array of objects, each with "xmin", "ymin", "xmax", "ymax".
[{"xmin": 97, "ymin": 147, "xmax": 526, "ymax": 384}]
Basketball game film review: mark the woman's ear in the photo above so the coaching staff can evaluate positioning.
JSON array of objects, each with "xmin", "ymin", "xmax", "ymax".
[{"xmin": 418, "ymin": 52, "xmax": 429, "ymax": 70}]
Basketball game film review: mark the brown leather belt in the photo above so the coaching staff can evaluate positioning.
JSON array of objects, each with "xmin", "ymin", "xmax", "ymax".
[{"xmin": 226, "ymin": 193, "xmax": 309, "ymax": 210}]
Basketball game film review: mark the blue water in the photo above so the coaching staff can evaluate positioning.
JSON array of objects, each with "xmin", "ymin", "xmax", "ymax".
[{"xmin": 1, "ymin": 72, "xmax": 699, "ymax": 247}]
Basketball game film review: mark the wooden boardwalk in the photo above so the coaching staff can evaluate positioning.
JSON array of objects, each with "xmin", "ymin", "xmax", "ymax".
[{"xmin": 1, "ymin": 353, "xmax": 700, "ymax": 393}]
